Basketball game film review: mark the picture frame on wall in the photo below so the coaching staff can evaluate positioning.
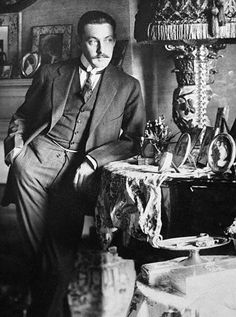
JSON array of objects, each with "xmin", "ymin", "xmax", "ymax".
[
  {"xmin": 0, "ymin": 26, "xmax": 8, "ymax": 63},
  {"xmin": 31, "ymin": 24, "xmax": 73, "ymax": 65},
  {"xmin": 0, "ymin": 65, "xmax": 13, "ymax": 79},
  {"xmin": 0, "ymin": 13, "xmax": 22, "ymax": 69}
]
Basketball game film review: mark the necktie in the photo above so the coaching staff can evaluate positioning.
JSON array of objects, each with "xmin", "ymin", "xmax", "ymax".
[
  {"xmin": 81, "ymin": 71, "xmax": 93, "ymax": 103},
  {"xmin": 79, "ymin": 60, "xmax": 104, "ymax": 103}
]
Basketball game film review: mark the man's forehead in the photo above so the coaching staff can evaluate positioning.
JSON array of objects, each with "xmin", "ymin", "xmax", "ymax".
[{"xmin": 83, "ymin": 23, "xmax": 114, "ymax": 34}]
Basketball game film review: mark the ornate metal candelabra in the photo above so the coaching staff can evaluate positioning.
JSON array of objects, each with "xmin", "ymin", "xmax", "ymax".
[{"xmin": 167, "ymin": 41, "xmax": 226, "ymax": 132}]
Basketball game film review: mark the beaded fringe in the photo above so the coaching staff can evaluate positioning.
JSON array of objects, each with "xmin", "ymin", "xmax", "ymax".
[{"xmin": 148, "ymin": 22, "xmax": 236, "ymax": 41}]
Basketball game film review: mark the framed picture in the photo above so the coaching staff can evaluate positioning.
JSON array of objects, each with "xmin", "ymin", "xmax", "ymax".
[
  {"xmin": 0, "ymin": 65, "xmax": 13, "ymax": 79},
  {"xmin": 0, "ymin": 26, "xmax": 8, "ymax": 63},
  {"xmin": 31, "ymin": 24, "xmax": 72, "ymax": 64},
  {"xmin": 189, "ymin": 127, "xmax": 202, "ymax": 152},
  {"xmin": 21, "ymin": 52, "xmax": 41, "ymax": 78},
  {"xmin": 197, "ymin": 127, "xmax": 214, "ymax": 166},
  {"xmin": 172, "ymin": 133, "xmax": 191, "ymax": 168},
  {"xmin": 0, "ymin": 13, "xmax": 21, "ymax": 66},
  {"xmin": 208, "ymin": 133, "xmax": 236, "ymax": 173}
]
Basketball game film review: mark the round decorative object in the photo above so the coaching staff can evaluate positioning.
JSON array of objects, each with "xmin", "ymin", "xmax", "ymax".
[
  {"xmin": 20, "ymin": 52, "xmax": 41, "ymax": 78},
  {"xmin": 208, "ymin": 133, "xmax": 236, "ymax": 173},
  {"xmin": 154, "ymin": 234, "xmax": 230, "ymax": 266},
  {"xmin": 141, "ymin": 138, "xmax": 158, "ymax": 158},
  {"xmin": 172, "ymin": 133, "xmax": 191, "ymax": 168}
]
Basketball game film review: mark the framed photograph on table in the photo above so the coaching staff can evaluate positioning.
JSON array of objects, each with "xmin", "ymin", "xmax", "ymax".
[
  {"xmin": 208, "ymin": 133, "xmax": 236, "ymax": 173},
  {"xmin": 31, "ymin": 24, "xmax": 72, "ymax": 64},
  {"xmin": 197, "ymin": 127, "xmax": 214, "ymax": 166},
  {"xmin": 172, "ymin": 133, "xmax": 191, "ymax": 168}
]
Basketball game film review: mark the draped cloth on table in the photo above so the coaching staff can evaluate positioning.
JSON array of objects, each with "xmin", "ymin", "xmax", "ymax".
[{"xmin": 95, "ymin": 161, "xmax": 169, "ymax": 248}]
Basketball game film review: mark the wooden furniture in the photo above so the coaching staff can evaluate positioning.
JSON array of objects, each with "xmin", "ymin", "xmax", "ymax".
[
  {"xmin": 95, "ymin": 160, "xmax": 236, "ymax": 249},
  {"xmin": 165, "ymin": 177, "xmax": 236, "ymax": 238}
]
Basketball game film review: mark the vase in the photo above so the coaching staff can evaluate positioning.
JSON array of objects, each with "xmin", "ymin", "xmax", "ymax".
[{"xmin": 67, "ymin": 247, "xmax": 136, "ymax": 317}]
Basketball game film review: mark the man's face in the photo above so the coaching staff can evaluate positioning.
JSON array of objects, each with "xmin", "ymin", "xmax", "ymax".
[{"xmin": 79, "ymin": 23, "xmax": 116, "ymax": 69}]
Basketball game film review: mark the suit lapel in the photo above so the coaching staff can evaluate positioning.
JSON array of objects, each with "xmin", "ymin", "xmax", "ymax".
[
  {"xmin": 88, "ymin": 64, "xmax": 119, "ymax": 137},
  {"xmin": 50, "ymin": 63, "xmax": 76, "ymax": 130}
]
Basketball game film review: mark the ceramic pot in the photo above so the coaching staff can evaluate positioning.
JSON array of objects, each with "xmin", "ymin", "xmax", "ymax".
[{"xmin": 68, "ymin": 247, "xmax": 136, "ymax": 317}]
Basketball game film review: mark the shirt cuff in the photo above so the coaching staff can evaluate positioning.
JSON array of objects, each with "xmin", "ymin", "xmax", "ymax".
[{"xmin": 85, "ymin": 155, "xmax": 98, "ymax": 170}]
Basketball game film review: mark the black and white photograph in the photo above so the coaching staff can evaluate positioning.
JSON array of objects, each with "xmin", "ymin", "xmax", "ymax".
[{"xmin": 1, "ymin": 1, "xmax": 236, "ymax": 317}]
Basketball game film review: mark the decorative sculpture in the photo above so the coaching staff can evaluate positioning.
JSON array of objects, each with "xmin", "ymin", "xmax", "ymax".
[{"xmin": 168, "ymin": 42, "xmax": 225, "ymax": 132}]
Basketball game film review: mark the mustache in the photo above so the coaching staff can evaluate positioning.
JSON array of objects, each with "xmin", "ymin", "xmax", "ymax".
[{"xmin": 92, "ymin": 54, "xmax": 110, "ymax": 59}]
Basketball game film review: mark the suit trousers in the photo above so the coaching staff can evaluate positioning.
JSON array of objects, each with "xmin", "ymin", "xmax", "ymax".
[{"xmin": 10, "ymin": 134, "xmax": 85, "ymax": 317}]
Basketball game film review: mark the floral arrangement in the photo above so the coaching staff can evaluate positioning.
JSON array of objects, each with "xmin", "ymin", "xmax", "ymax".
[{"xmin": 140, "ymin": 116, "xmax": 174, "ymax": 159}]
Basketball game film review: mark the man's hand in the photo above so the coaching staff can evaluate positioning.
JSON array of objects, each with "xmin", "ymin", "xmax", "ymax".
[{"xmin": 73, "ymin": 161, "xmax": 95, "ymax": 192}]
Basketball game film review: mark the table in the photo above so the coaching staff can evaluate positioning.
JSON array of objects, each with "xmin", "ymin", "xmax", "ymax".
[
  {"xmin": 95, "ymin": 159, "xmax": 236, "ymax": 249},
  {"xmin": 128, "ymin": 255, "xmax": 236, "ymax": 317},
  {"xmin": 95, "ymin": 160, "xmax": 208, "ymax": 248}
]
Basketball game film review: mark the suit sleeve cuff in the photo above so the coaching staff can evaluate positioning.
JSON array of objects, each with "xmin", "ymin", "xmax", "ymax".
[{"xmin": 85, "ymin": 155, "xmax": 98, "ymax": 170}]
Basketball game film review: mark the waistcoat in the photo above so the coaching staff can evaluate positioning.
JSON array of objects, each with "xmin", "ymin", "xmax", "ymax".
[{"xmin": 47, "ymin": 70, "xmax": 101, "ymax": 152}]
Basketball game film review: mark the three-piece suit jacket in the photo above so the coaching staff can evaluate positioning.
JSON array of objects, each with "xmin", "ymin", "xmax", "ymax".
[{"xmin": 2, "ymin": 59, "xmax": 146, "ymax": 207}]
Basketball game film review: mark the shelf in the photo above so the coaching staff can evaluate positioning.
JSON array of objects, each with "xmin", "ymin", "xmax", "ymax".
[{"xmin": 0, "ymin": 78, "xmax": 32, "ymax": 87}]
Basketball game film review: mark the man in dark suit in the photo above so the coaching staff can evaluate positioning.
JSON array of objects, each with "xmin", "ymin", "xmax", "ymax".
[{"xmin": 2, "ymin": 10, "xmax": 145, "ymax": 316}]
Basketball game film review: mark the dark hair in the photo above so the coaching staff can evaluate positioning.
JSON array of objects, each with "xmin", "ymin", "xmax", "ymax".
[{"xmin": 77, "ymin": 10, "xmax": 116, "ymax": 38}]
